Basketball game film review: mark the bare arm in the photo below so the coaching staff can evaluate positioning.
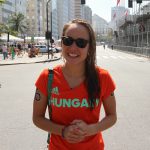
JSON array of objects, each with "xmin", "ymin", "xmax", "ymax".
[
  {"xmin": 32, "ymin": 88, "xmax": 64, "ymax": 136},
  {"xmin": 91, "ymin": 93, "xmax": 117, "ymax": 133}
]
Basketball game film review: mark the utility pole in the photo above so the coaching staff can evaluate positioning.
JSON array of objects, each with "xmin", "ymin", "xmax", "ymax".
[{"xmin": 46, "ymin": 0, "xmax": 51, "ymax": 59}]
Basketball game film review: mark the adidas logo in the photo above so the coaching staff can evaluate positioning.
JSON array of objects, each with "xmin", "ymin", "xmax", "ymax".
[{"xmin": 51, "ymin": 87, "xmax": 59, "ymax": 95}]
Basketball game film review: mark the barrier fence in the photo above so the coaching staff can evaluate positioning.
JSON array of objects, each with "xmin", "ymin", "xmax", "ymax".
[{"xmin": 113, "ymin": 45, "xmax": 150, "ymax": 57}]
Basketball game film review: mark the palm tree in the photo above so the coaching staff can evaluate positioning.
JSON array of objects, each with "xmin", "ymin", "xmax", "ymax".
[
  {"xmin": 9, "ymin": 13, "xmax": 28, "ymax": 36},
  {"xmin": 0, "ymin": 23, "xmax": 17, "ymax": 42},
  {"xmin": 8, "ymin": 13, "xmax": 28, "ymax": 44},
  {"xmin": 0, "ymin": 13, "xmax": 28, "ymax": 43}
]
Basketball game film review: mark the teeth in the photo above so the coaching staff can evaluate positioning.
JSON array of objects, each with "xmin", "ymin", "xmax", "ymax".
[{"xmin": 68, "ymin": 53, "xmax": 78, "ymax": 57}]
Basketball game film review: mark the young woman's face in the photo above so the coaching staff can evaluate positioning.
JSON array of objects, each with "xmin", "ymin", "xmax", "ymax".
[{"xmin": 61, "ymin": 23, "xmax": 90, "ymax": 66}]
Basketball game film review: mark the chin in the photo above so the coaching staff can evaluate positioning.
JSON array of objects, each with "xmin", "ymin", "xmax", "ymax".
[{"xmin": 65, "ymin": 58, "xmax": 85, "ymax": 66}]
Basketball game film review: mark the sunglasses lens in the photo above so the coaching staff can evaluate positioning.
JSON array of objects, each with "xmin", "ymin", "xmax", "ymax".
[
  {"xmin": 62, "ymin": 37, "xmax": 73, "ymax": 46},
  {"xmin": 76, "ymin": 39, "xmax": 88, "ymax": 48},
  {"xmin": 62, "ymin": 36, "xmax": 89, "ymax": 48}
]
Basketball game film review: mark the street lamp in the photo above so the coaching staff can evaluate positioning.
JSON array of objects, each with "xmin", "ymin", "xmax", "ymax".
[{"xmin": 46, "ymin": 0, "xmax": 51, "ymax": 59}]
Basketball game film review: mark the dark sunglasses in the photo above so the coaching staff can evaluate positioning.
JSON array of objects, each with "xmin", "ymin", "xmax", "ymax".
[{"xmin": 61, "ymin": 36, "xmax": 89, "ymax": 48}]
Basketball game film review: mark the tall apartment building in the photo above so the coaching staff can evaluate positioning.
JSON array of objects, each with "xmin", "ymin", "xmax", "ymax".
[
  {"xmin": 74, "ymin": 0, "xmax": 92, "ymax": 24},
  {"xmin": 51, "ymin": 0, "xmax": 58, "ymax": 39},
  {"xmin": 92, "ymin": 14, "xmax": 109, "ymax": 37},
  {"xmin": 68, "ymin": 0, "xmax": 75, "ymax": 21},
  {"xmin": 26, "ymin": 0, "xmax": 47, "ymax": 37},
  {"xmin": 82, "ymin": 5, "xmax": 92, "ymax": 24},
  {"xmin": 25, "ymin": 0, "xmax": 93, "ymax": 40},
  {"xmin": 56, "ymin": 0, "xmax": 75, "ymax": 38},
  {"xmin": 0, "ymin": 0, "xmax": 27, "ymax": 23},
  {"xmin": 26, "ymin": 0, "xmax": 59, "ymax": 39},
  {"xmin": 56, "ymin": 0, "xmax": 92, "ymax": 38},
  {"xmin": 74, "ymin": 0, "xmax": 82, "ymax": 18}
]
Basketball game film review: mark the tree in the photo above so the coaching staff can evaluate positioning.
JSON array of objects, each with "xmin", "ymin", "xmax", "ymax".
[
  {"xmin": 0, "ymin": 13, "xmax": 28, "ymax": 43},
  {"xmin": 8, "ymin": 13, "xmax": 28, "ymax": 37},
  {"xmin": 0, "ymin": 23, "xmax": 17, "ymax": 42}
]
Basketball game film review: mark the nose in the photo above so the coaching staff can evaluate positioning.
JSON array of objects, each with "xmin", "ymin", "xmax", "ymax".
[{"xmin": 70, "ymin": 41, "xmax": 78, "ymax": 50}]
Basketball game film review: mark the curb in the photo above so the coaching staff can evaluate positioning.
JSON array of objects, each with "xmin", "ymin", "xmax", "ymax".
[{"xmin": 0, "ymin": 57, "xmax": 61, "ymax": 66}]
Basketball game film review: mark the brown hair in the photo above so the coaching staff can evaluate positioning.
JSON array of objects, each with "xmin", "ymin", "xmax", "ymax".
[{"xmin": 62, "ymin": 19, "xmax": 100, "ymax": 109}]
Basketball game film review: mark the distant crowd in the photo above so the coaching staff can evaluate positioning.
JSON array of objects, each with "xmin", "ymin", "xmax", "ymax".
[{"xmin": 0, "ymin": 43, "xmax": 43, "ymax": 60}]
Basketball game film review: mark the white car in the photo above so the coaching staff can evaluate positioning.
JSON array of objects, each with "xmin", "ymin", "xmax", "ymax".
[
  {"xmin": 55, "ymin": 39, "xmax": 62, "ymax": 53},
  {"xmin": 35, "ymin": 45, "xmax": 56, "ymax": 53}
]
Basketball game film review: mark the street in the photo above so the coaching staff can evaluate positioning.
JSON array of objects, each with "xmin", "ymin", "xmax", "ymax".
[{"xmin": 0, "ymin": 46, "xmax": 150, "ymax": 150}]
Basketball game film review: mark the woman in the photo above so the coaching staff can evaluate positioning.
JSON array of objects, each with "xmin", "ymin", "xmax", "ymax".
[{"xmin": 33, "ymin": 19, "xmax": 117, "ymax": 150}]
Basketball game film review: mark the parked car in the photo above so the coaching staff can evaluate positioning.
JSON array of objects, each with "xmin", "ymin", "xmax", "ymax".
[
  {"xmin": 34, "ymin": 45, "xmax": 56, "ymax": 53},
  {"xmin": 55, "ymin": 47, "xmax": 62, "ymax": 53},
  {"xmin": 55, "ymin": 39, "xmax": 62, "ymax": 53}
]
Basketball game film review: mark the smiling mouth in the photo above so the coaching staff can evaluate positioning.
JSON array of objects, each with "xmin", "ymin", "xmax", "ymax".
[{"xmin": 68, "ymin": 53, "xmax": 79, "ymax": 57}]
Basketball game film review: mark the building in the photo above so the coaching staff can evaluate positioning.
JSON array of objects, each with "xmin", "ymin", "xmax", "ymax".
[
  {"xmin": 56, "ymin": 0, "xmax": 76, "ymax": 38},
  {"xmin": 26, "ymin": 0, "xmax": 47, "ymax": 37},
  {"xmin": 51, "ymin": 0, "xmax": 58, "ymax": 39},
  {"xmin": 13, "ymin": 0, "xmax": 92, "ymax": 41},
  {"xmin": 92, "ymin": 14, "xmax": 109, "ymax": 42},
  {"xmin": 74, "ymin": 0, "xmax": 82, "ymax": 18},
  {"xmin": 116, "ymin": 2, "xmax": 150, "ymax": 47},
  {"xmin": 26, "ymin": 0, "xmax": 74, "ymax": 39},
  {"xmin": 0, "ymin": 0, "xmax": 27, "ymax": 23},
  {"xmin": 82, "ymin": 5, "xmax": 92, "ymax": 24}
]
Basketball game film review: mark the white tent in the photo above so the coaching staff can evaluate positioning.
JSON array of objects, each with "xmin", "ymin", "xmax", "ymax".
[
  {"xmin": 0, "ymin": 33, "xmax": 24, "ymax": 42},
  {"xmin": 25, "ymin": 36, "xmax": 46, "ymax": 43}
]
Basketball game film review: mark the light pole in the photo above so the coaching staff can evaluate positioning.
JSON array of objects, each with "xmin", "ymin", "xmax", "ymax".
[{"xmin": 46, "ymin": 0, "xmax": 51, "ymax": 59}]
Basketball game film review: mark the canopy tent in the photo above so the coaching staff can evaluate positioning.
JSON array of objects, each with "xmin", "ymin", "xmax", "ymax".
[
  {"xmin": 0, "ymin": 33, "xmax": 24, "ymax": 42},
  {"xmin": 25, "ymin": 36, "xmax": 47, "ymax": 43}
]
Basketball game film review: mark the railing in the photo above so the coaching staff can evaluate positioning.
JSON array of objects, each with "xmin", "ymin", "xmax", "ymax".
[{"xmin": 113, "ymin": 45, "xmax": 150, "ymax": 57}]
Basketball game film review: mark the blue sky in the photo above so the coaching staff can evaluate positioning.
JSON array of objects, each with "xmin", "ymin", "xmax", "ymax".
[{"xmin": 86, "ymin": 0, "xmax": 127, "ymax": 22}]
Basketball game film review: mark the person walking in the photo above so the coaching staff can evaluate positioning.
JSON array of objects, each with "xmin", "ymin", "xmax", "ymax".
[
  {"xmin": 33, "ymin": 19, "xmax": 117, "ymax": 150},
  {"xmin": 2, "ymin": 44, "xmax": 8, "ymax": 60},
  {"xmin": 103, "ymin": 44, "xmax": 105, "ymax": 49},
  {"xmin": 10, "ymin": 45, "xmax": 15, "ymax": 60},
  {"xmin": 111, "ymin": 44, "xmax": 113, "ymax": 50}
]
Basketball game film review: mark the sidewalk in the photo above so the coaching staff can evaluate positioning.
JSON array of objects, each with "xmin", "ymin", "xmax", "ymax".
[{"xmin": 0, "ymin": 52, "xmax": 61, "ymax": 66}]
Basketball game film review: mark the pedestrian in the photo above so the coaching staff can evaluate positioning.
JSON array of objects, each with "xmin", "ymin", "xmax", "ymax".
[
  {"xmin": 28, "ymin": 44, "xmax": 36, "ymax": 58},
  {"xmin": 2, "ymin": 44, "xmax": 8, "ymax": 60},
  {"xmin": 28, "ymin": 43, "xmax": 32, "ymax": 52},
  {"xmin": 103, "ymin": 44, "xmax": 105, "ymax": 49},
  {"xmin": 33, "ymin": 19, "xmax": 117, "ymax": 150},
  {"xmin": 10, "ymin": 45, "xmax": 15, "ymax": 60},
  {"xmin": 111, "ymin": 44, "xmax": 113, "ymax": 50},
  {"xmin": 17, "ymin": 43, "xmax": 22, "ymax": 51}
]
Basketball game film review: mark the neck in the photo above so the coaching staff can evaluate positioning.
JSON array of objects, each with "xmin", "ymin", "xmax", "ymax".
[{"xmin": 63, "ymin": 63, "xmax": 85, "ymax": 78}]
